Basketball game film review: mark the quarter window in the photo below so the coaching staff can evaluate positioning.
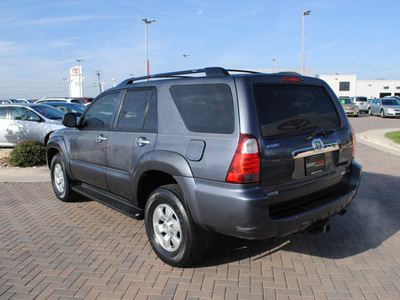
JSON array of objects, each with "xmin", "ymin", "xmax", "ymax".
[{"xmin": 170, "ymin": 84, "xmax": 234, "ymax": 134}]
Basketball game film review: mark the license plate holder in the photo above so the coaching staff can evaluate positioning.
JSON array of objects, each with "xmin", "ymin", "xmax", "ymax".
[{"xmin": 305, "ymin": 154, "xmax": 325, "ymax": 176}]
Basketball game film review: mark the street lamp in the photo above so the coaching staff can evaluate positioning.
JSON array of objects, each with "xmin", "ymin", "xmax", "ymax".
[
  {"xmin": 302, "ymin": 10, "xmax": 311, "ymax": 76},
  {"xmin": 183, "ymin": 54, "xmax": 190, "ymax": 70},
  {"xmin": 141, "ymin": 18, "xmax": 156, "ymax": 76},
  {"xmin": 76, "ymin": 58, "xmax": 84, "ymax": 97},
  {"xmin": 96, "ymin": 70, "xmax": 102, "ymax": 93}
]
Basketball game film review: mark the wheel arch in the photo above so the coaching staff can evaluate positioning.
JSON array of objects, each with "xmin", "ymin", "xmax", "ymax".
[{"xmin": 134, "ymin": 150, "xmax": 194, "ymax": 210}]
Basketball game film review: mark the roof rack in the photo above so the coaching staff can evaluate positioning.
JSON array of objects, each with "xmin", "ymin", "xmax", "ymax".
[{"xmin": 119, "ymin": 67, "xmax": 262, "ymax": 85}]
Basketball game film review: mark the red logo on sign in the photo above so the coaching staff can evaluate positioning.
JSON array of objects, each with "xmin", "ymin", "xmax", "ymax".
[{"xmin": 71, "ymin": 67, "xmax": 80, "ymax": 74}]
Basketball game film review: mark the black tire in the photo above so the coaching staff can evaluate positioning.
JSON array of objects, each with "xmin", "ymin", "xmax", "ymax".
[
  {"xmin": 50, "ymin": 154, "xmax": 79, "ymax": 202},
  {"xmin": 380, "ymin": 109, "xmax": 386, "ymax": 118},
  {"xmin": 144, "ymin": 184, "xmax": 203, "ymax": 267},
  {"xmin": 368, "ymin": 108, "xmax": 372, "ymax": 116}
]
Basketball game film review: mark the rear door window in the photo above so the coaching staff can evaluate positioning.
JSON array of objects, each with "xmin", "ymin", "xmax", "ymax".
[
  {"xmin": 254, "ymin": 85, "xmax": 341, "ymax": 139},
  {"xmin": 170, "ymin": 84, "xmax": 234, "ymax": 134},
  {"xmin": 116, "ymin": 89, "xmax": 157, "ymax": 131}
]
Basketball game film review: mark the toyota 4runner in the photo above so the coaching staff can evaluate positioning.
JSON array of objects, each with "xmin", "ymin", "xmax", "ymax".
[{"xmin": 47, "ymin": 67, "xmax": 362, "ymax": 267}]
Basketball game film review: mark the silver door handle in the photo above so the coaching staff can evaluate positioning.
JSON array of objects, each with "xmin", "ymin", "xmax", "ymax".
[
  {"xmin": 96, "ymin": 135, "xmax": 107, "ymax": 143},
  {"xmin": 136, "ymin": 137, "xmax": 150, "ymax": 146}
]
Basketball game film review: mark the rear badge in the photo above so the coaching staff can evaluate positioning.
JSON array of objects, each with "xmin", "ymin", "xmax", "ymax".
[
  {"xmin": 265, "ymin": 143, "xmax": 280, "ymax": 149},
  {"xmin": 312, "ymin": 139, "xmax": 324, "ymax": 151}
]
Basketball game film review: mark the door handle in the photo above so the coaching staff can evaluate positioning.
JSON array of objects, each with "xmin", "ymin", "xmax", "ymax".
[
  {"xmin": 96, "ymin": 134, "xmax": 107, "ymax": 143},
  {"xmin": 136, "ymin": 137, "xmax": 150, "ymax": 147}
]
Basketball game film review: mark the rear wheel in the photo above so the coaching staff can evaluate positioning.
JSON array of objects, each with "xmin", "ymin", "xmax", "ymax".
[
  {"xmin": 144, "ymin": 184, "xmax": 203, "ymax": 267},
  {"xmin": 50, "ymin": 154, "xmax": 79, "ymax": 202}
]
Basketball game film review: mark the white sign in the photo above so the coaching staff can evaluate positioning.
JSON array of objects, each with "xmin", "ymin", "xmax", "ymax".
[{"xmin": 69, "ymin": 65, "xmax": 83, "ymax": 97}]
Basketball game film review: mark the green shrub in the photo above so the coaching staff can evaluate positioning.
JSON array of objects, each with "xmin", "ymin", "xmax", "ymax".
[{"xmin": 7, "ymin": 140, "xmax": 46, "ymax": 167}]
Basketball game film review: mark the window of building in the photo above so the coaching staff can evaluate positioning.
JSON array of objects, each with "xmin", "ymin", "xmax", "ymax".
[{"xmin": 339, "ymin": 82, "xmax": 350, "ymax": 91}]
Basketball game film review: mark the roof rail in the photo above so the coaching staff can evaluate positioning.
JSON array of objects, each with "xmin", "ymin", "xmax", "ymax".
[{"xmin": 119, "ymin": 67, "xmax": 262, "ymax": 85}]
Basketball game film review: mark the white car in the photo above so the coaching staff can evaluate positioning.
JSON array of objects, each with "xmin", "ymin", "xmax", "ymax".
[
  {"xmin": 368, "ymin": 98, "xmax": 400, "ymax": 118},
  {"xmin": 0, "ymin": 104, "xmax": 66, "ymax": 146}
]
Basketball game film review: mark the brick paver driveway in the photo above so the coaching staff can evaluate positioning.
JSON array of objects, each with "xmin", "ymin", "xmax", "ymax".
[{"xmin": 1, "ymin": 142, "xmax": 399, "ymax": 299}]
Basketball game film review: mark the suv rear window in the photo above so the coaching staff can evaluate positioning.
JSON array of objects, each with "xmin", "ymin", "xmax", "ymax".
[
  {"xmin": 355, "ymin": 97, "xmax": 367, "ymax": 102},
  {"xmin": 170, "ymin": 84, "xmax": 234, "ymax": 134},
  {"xmin": 254, "ymin": 85, "xmax": 341, "ymax": 139}
]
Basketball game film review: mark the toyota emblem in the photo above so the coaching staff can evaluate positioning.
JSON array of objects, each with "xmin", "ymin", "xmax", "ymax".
[{"xmin": 312, "ymin": 139, "xmax": 324, "ymax": 151}]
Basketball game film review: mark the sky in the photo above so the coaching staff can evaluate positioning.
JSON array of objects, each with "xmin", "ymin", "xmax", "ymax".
[{"xmin": 1, "ymin": 0, "xmax": 399, "ymax": 99}]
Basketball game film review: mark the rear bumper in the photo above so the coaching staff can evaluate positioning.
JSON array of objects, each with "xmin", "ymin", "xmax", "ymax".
[{"xmin": 178, "ymin": 161, "xmax": 361, "ymax": 240}]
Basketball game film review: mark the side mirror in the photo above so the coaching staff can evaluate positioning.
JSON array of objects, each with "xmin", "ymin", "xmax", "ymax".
[{"xmin": 62, "ymin": 112, "xmax": 77, "ymax": 127}]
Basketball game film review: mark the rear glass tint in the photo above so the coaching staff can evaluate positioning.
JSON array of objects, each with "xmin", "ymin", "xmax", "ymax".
[
  {"xmin": 254, "ymin": 85, "xmax": 341, "ymax": 139},
  {"xmin": 170, "ymin": 84, "xmax": 234, "ymax": 134},
  {"xmin": 355, "ymin": 97, "xmax": 367, "ymax": 102}
]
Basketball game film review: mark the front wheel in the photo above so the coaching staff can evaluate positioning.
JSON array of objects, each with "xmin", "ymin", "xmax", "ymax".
[
  {"xmin": 380, "ymin": 110, "xmax": 386, "ymax": 118},
  {"xmin": 368, "ymin": 108, "xmax": 373, "ymax": 116},
  {"xmin": 144, "ymin": 184, "xmax": 203, "ymax": 267},
  {"xmin": 50, "ymin": 154, "xmax": 79, "ymax": 202}
]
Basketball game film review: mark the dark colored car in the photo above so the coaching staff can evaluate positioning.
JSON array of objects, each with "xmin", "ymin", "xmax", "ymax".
[{"xmin": 46, "ymin": 67, "xmax": 362, "ymax": 267}]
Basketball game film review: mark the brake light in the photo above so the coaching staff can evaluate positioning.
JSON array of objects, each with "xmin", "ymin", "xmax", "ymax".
[
  {"xmin": 351, "ymin": 125, "xmax": 356, "ymax": 158},
  {"xmin": 226, "ymin": 134, "xmax": 260, "ymax": 183},
  {"xmin": 282, "ymin": 75, "xmax": 301, "ymax": 82}
]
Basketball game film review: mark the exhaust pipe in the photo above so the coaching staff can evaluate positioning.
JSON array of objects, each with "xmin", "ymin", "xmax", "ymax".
[{"xmin": 308, "ymin": 219, "xmax": 330, "ymax": 235}]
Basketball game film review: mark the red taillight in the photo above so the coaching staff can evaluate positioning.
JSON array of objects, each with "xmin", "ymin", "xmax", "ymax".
[
  {"xmin": 226, "ymin": 134, "xmax": 260, "ymax": 184},
  {"xmin": 282, "ymin": 75, "xmax": 301, "ymax": 82},
  {"xmin": 351, "ymin": 125, "xmax": 356, "ymax": 158}
]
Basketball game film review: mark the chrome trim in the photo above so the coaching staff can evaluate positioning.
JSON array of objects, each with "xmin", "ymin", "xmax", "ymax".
[{"xmin": 292, "ymin": 142, "xmax": 339, "ymax": 159}]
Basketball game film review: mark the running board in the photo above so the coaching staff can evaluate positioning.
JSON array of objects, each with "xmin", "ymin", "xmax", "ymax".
[{"xmin": 71, "ymin": 183, "xmax": 144, "ymax": 219}]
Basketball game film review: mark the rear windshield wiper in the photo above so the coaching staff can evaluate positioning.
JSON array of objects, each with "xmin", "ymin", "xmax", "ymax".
[{"xmin": 306, "ymin": 129, "xmax": 336, "ymax": 141}]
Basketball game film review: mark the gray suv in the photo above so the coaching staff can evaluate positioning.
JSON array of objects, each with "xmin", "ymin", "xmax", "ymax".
[{"xmin": 47, "ymin": 68, "xmax": 362, "ymax": 267}]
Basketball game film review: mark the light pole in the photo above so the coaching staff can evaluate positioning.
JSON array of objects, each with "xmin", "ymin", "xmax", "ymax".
[
  {"xmin": 111, "ymin": 77, "xmax": 116, "ymax": 87},
  {"xmin": 141, "ymin": 18, "xmax": 156, "ymax": 76},
  {"xmin": 76, "ymin": 58, "xmax": 84, "ymax": 97},
  {"xmin": 302, "ymin": 10, "xmax": 311, "ymax": 76},
  {"xmin": 183, "ymin": 54, "xmax": 190, "ymax": 70},
  {"xmin": 96, "ymin": 70, "xmax": 102, "ymax": 93}
]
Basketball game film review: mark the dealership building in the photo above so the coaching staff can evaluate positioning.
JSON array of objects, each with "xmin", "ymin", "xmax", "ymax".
[{"xmin": 257, "ymin": 68, "xmax": 400, "ymax": 99}]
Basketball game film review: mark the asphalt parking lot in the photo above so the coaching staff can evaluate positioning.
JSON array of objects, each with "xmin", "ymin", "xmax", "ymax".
[{"xmin": 1, "ymin": 116, "xmax": 399, "ymax": 299}]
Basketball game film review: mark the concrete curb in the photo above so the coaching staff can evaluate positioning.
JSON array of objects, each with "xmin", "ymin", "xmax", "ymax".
[
  {"xmin": 356, "ymin": 128, "xmax": 400, "ymax": 157},
  {"xmin": 0, "ymin": 166, "xmax": 50, "ymax": 182}
]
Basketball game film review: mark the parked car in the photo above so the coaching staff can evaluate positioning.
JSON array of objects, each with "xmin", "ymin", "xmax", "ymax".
[
  {"xmin": 0, "ymin": 99, "xmax": 12, "ymax": 104},
  {"xmin": 9, "ymin": 99, "xmax": 29, "ymax": 103},
  {"xmin": 36, "ymin": 98, "xmax": 86, "ymax": 105},
  {"xmin": 368, "ymin": 98, "xmax": 400, "ymax": 118},
  {"xmin": 46, "ymin": 67, "xmax": 361, "ymax": 267},
  {"xmin": 349, "ymin": 96, "xmax": 369, "ymax": 113},
  {"xmin": 0, "ymin": 104, "xmax": 65, "ymax": 147},
  {"xmin": 340, "ymin": 98, "xmax": 359, "ymax": 117},
  {"xmin": 44, "ymin": 102, "xmax": 87, "ymax": 117}
]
